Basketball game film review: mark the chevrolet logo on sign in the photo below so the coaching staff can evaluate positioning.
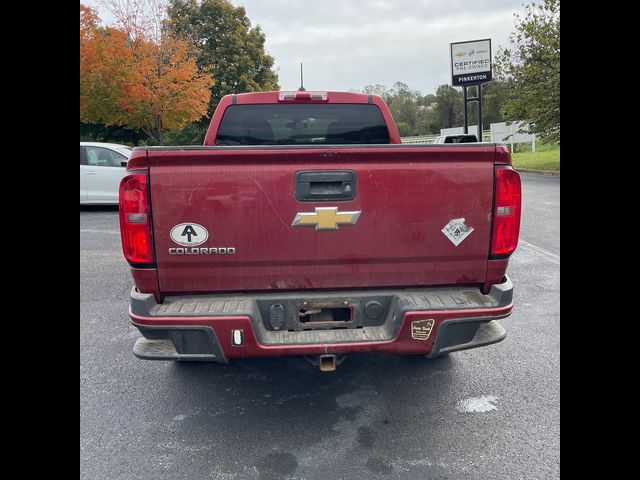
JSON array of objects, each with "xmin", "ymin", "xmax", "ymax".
[{"xmin": 292, "ymin": 207, "xmax": 361, "ymax": 231}]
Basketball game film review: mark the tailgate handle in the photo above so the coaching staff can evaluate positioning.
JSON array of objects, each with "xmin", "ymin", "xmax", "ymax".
[{"xmin": 295, "ymin": 170, "xmax": 356, "ymax": 201}]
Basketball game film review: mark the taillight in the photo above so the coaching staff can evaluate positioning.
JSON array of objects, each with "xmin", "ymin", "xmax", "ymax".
[
  {"xmin": 119, "ymin": 171, "xmax": 154, "ymax": 265},
  {"xmin": 491, "ymin": 166, "xmax": 521, "ymax": 257}
]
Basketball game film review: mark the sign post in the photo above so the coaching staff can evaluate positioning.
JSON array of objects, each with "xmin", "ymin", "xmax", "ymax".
[
  {"xmin": 450, "ymin": 39, "xmax": 492, "ymax": 140},
  {"xmin": 463, "ymin": 86, "xmax": 468, "ymax": 134}
]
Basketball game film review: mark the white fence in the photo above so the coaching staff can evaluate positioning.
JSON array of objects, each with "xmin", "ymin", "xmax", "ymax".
[
  {"xmin": 490, "ymin": 122, "xmax": 536, "ymax": 152},
  {"xmin": 400, "ymin": 134, "xmax": 438, "ymax": 144},
  {"xmin": 401, "ymin": 121, "xmax": 535, "ymax": 151}
]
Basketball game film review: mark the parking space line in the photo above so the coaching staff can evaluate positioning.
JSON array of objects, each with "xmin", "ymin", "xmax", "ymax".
[
  {"xmin": 519, "ymin": 239, "xmax": 560, "ymax": 263},
  {"xmin": 80, "ymin": 229, "xmax": 120, "ymax": 234}
]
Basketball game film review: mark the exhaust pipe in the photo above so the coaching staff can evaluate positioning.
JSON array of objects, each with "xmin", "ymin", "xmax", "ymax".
[{"xmin": 319, "ymin": 354, "xmax": 336, "ymax": 372}]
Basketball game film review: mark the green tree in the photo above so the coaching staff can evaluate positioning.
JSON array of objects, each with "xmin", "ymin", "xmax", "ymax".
[
  {"xmin": 463, "ymin": 80, "xmax": 508, "ymax": 130},
  {"xmin": 388, "ymin": 83, "xmax": 421, "ymax": 134},
  {"xmin": 166, "ymin": 0, "xmax": 279, "ymax": 144},
  {"xmin": 414, "ymin": 94, "xmax": 439, "ymax": 135},
  {"xmin": 358, "ymin": 82, "xmax": 507, "ymax": 136},
  {"xmin": 389, "ymin": 81, "xmax": 418, "ymax": 100},
  {"xmin": 434, "ymin": 84, "xmax": 463, "ymax": 128},
  {"xmin": 395, "ymin": 122, "xmax": 412, "ymax": 137},
  {"xmin": 389, "ymin": 96, "xmax": 417, "ymax": 130},
  {"xmin": 421, "ymin": 94, "xmax": 437, "ymax": 108},
  {"xmin": 361, "ymin": 84, "xmax": 392, "ymax": 103},
  {"xmin": 495, "ymin": 0, "xmax": 560, "ymax": 144},
  {"xmin": 482, "ymin": 80, "xmax": 512, "ymax": 126}
]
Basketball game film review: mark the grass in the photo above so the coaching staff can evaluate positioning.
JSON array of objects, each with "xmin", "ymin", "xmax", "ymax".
[{"xmin": 510, "ymin": 143, "xmax": 560, "ymax": 172}]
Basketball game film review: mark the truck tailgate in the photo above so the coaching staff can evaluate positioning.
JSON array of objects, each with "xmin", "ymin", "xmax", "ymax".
[{"xmin": 147, "ymin": 145, "xmax": 496, "ymax": 294}]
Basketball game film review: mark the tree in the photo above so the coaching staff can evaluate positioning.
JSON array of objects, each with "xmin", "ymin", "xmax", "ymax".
[
  {"xmin": 387, "ymin": 82, "xmax": 421, "ymax": 134},
  {"xmin": 166, "ymin": 0, "xmax": 279, "ymax": 143},
  {"xmin": 80, "ymin": 4, "xmax": 99, "ymax": 39},
  {"xmin": 389, "ymin": 81, "xmax": 418, "ymax": 100},
  {"xmin": 395, "ymin": 122, "xmax": 412, "ymax": 137},
  {"xmin": 434, "ymin": 85, "xmax": 463, "ymax": 128},
  {"xmin": 495, "ymin": 0, "xmax": 560, "ymax": 144},
  {"xmin": 449, "ymin": 82, "xmax": 512, "ymax": 136},
  {"xmin": 80, "ymin": 122, "xmax": 147, "ymax": 145},
  {"xmin": 361, "ymin": 84, "xmax": 392, "ymax": 104},
  {"xmin": 389, "ymin": 96, "xmax": 419, "ymax": 134},
  {"xmin": 421, "ymin": 94, "xmax": 437, "ymax": 108},
  {"xmin": 481, "ymin": 80, "xmax": 512, "ymax": 126},
  {"xmin": 413, "ymin": 94, "xmax": 439, "ymax": 135},
  {"xmin": 356, "ymin": 81, "xmax": 511, "ymax": 136},
  {"xmin": 80, "ymin": 3, "xmax": 214, "ymax": 144},
  {"xmin": 360, "ymin": 82, "xmax": 434, "ymax": 135}
]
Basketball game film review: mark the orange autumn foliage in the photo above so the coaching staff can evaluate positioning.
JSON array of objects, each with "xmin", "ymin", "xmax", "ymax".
[{"xmin": 80, "ymin": 4, "xmax": 213, "ymax": 144}]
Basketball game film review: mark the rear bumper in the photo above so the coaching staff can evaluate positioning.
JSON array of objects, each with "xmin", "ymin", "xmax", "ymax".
[{"xmin": 129, "ymin": 276, "xmax": 513, "ymax": 362}]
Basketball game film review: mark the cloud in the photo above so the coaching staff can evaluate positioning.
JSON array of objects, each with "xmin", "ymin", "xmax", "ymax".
[
  {"xmin": 84, "ymin": 0, "xmax": 525, "ymax": 95},
  {"xmin": 235, "ymin": 0, "xmax": 523, "ymax": 94}
]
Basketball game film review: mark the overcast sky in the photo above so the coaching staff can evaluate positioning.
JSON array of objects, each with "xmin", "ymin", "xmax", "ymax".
[{"xmin": 84, "ymin": 0, "xmax": 525, "ymax": 95}]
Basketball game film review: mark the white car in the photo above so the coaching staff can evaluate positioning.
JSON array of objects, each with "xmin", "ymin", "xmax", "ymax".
[
  {"xmin": 80, "ymin": 142, "xmax": 132, "ymax": 204},
  {"xmin": 433, "ymin": 134, "xmax": 478, "ymax": 144}
]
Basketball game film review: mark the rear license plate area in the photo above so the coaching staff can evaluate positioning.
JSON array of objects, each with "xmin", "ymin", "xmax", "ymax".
[
  {"xmin": 296, "ymin": 303, "xmax": 359, "ymax": 330},
  {"xmin": 299, "ymin": 306, "xmax": 352, "ymax": 323}
]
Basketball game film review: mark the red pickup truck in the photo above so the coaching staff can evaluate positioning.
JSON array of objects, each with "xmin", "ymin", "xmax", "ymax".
[{"xmin": 119, "ymin": 90, "xmax": 521, "ymax": 371}]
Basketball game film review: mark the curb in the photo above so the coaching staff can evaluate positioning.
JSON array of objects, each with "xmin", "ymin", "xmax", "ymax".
[{"xmin": 516, "ymin": 168, "xmax": 560, "ymax": 177}]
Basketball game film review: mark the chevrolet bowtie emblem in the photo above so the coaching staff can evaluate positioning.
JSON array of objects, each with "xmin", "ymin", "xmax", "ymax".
[{"xmin": 292, "ymin": 207, "xmax": 361, "ymax": 231}]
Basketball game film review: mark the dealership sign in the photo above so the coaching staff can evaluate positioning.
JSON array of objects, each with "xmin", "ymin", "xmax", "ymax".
[{"xmin": 450, "ymin": 39, "xmax": 492, "ymax": 86}]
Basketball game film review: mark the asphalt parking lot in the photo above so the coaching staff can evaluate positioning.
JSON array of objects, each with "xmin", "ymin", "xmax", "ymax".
[{"xmin": 80, "ymin": 172, "xmax": 559, "ymax": 480}]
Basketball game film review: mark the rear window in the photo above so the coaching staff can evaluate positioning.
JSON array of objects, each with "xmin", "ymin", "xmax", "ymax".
[
  {"xmin": 216, "ymin": 104, "xmax": 390, "ymax": 145},
  {"xmin": 445, "ymin": 135, "xmax": 477, "ymax": 143}
]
